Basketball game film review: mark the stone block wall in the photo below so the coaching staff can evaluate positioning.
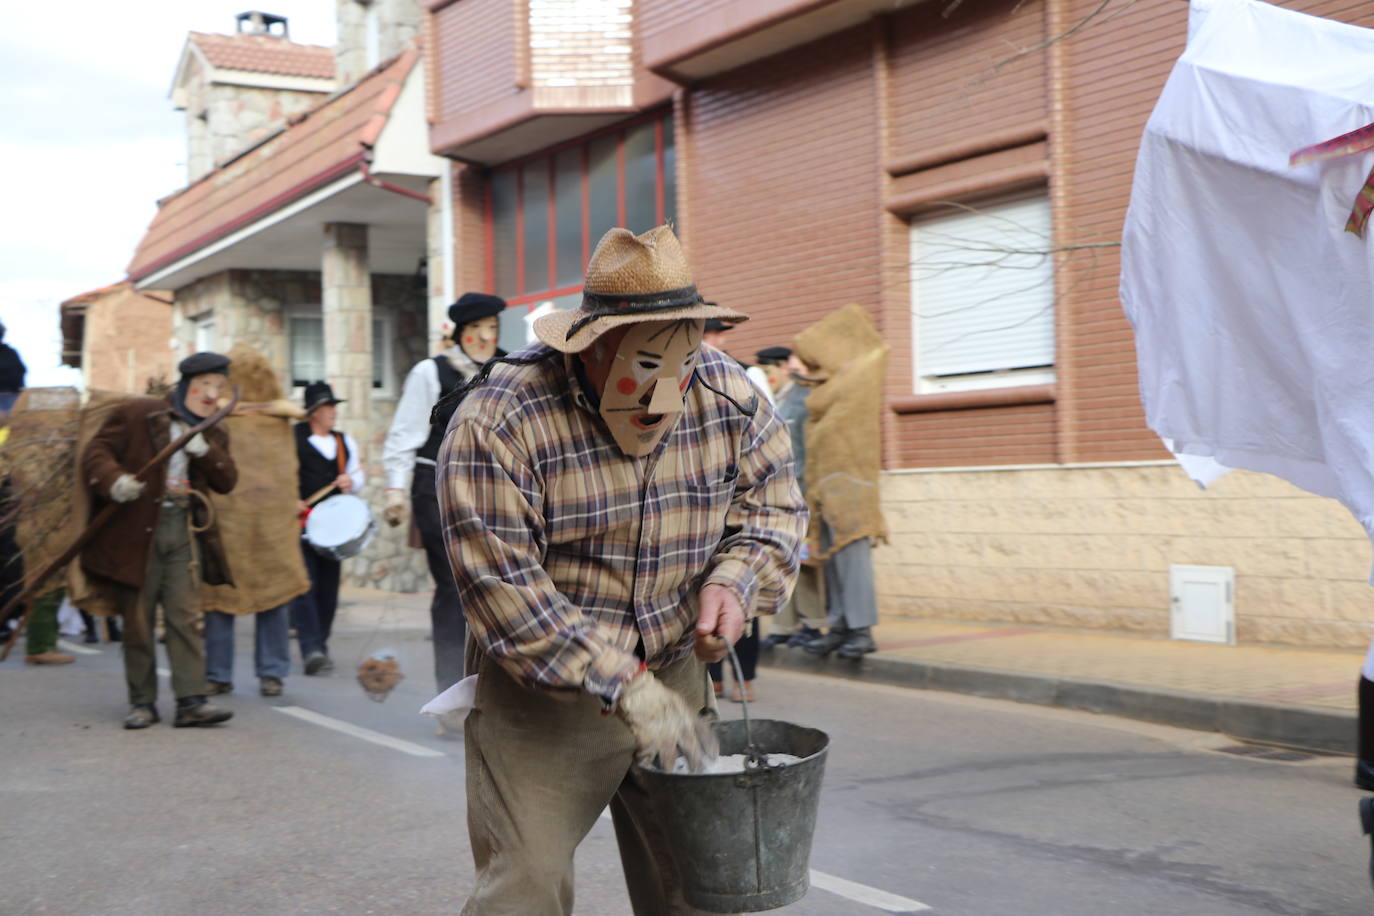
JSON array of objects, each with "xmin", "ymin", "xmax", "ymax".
[{"xmin": 873, "ymin": 464, "xmax": 1374, "ymax": 649}]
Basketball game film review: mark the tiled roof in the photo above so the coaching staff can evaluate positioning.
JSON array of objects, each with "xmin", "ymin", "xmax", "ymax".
[
  {"xmin": 189, "ymin": 31, "xmax": 335, "ymax": 80},
  {"xmin": 128, "ymin": 49, "xmax": 418, "ymax": 284}
]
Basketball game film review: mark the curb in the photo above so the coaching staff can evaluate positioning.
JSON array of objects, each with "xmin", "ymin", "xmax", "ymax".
[{"xmin": 761, "ymin": 646, "xmax": 1356, "ymax": 755}]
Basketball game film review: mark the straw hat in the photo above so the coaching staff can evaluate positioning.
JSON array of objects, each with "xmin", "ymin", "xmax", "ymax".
[{"xmin": 533, "ymin": 225, "xmax": 747, "ymax": 353}]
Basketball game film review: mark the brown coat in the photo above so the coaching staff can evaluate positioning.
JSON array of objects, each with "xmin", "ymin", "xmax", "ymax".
[{"xmin": 80, "ymin": 396, "xmax": 237, "ymax": 589}]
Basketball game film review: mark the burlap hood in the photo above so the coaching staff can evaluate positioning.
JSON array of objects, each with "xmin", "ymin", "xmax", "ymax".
[
  {"xmin": 198, "ymin": 345, "xmax": 310, "ymax": 615},
  {"xmin": 793, "ymin": 304, "xmax": 888, "ymax": 558}
]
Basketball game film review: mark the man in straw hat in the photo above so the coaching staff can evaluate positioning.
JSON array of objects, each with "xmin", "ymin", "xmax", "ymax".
[{"xmin": 437, "ymin": 225, "xmax": 807, "ymax": 914}]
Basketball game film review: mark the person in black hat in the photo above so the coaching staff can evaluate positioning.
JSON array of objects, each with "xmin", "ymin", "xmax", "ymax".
[
  {"xmin": 80, "ymin": 351, "xmax": 238, "ymax": 729},
  {"xmin": 291, "ymin": 381, "xmax": 364, "ymax": 675},
  {"xmin": 381, "ymin": 292, "xmax": 507, "ymax": 702},
  {"xmin": 0, "ymin": 319, "xmax": 26, "ymax": 415}
]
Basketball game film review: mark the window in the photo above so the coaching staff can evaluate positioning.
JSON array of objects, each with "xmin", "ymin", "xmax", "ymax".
[
  {"xmin": 193, "ymin": 314, "xmax": 215, "ymax": 353},
  {"xmin": 289, "ymin": 309, "xmax": 394, "ymax": 394},
  {"xmin": 909, "ymin": 191, "xmax": 1056, "ymax": 394},
  {"xmin": 486, "ymin": 111, "xmax": 676, "ymax": 353}
]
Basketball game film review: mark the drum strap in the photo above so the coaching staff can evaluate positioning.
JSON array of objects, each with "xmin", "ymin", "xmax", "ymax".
[{"xmin": 333, "ymin": 432, "xmax": 347, "ymax": 477}]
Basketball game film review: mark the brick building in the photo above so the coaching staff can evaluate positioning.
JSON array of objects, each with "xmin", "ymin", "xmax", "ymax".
[
  {"xmin": 59, "ymin": 283, "xmax": 174, "ymax": 393},
  {"xmin": 422, "ymin": 0, "xmax": 1374, "ymax": 648}
]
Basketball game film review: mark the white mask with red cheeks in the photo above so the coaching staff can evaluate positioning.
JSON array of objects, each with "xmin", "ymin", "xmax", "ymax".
[
  {"xmin": 597, "ymin": 319, "xmax": 703, "ymax": 457},
  {"xmin": 460, "ymin": 316, "xmax": 500, "ymax": 364}
]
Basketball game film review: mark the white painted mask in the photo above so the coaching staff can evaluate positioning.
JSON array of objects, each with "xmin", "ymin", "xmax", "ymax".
[
  {"xmin": 597, "ymin": 319, "xmax": 703, "ymax": 457},
  {"xmin": 459, "ymin": 316, "xmax": 500, "ymax": 364}
]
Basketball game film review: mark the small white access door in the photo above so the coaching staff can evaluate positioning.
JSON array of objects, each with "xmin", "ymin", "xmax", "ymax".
[{"xmin": 1169, "ymin": 564, "xmax": 1235, "ymax": 645}]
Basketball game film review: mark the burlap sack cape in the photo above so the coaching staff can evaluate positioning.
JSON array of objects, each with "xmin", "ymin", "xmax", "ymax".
[
  {"xmin": 198, "ymin": 345, "xmax": 310, "ymax": 615},
  {"xmin": 3, "ymin": 387, "xmax": 83, "ymax": 598},
  {"xmin": 792, "ymin": 304, "xmax": 889, "ymax": 560}
]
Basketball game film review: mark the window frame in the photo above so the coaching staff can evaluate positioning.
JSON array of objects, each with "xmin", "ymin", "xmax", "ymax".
[{"xmin": 286, "ymin": 305, "xmax": 397, "ymax": 398}]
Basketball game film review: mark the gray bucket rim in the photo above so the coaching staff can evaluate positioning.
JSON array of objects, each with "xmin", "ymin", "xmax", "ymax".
[{"xmin": 634, "ymin": 718, "xmax": 829, "ymax": 779}]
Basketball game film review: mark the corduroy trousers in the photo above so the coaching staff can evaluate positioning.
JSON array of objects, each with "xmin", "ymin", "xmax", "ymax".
[{"xmin": 461, "ymin": 646, "xmax": 728, "ymax": 916}]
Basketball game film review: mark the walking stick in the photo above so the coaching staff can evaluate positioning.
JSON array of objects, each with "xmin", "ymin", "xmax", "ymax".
[{"xmin": 0, "ymin": 388, "xmax": 241, "ymax": 661}]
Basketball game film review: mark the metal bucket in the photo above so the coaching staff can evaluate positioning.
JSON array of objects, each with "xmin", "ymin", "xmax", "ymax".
[{"xmin": 634, "ymin": 649, "xmax": 829, "ymax": 913}]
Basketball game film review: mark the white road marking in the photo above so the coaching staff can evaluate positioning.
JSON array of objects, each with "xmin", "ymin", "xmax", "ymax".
[
  {"xmin": 274, "ymin": 706, "xmax": 446, "ymax": 758},
  {"xmin": 810, "ymin": 869, "xmax": 931, "ymax": 913},
  {"xmin": 57, "ymin": 640, "xmax": 101, "ymax": 656}
]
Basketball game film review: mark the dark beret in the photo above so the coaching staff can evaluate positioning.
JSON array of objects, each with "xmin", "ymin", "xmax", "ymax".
[
  {"xmin": 755, "ymin": 346, "xmax": 792, "ymax": 365},
  {"xmin": 704, "ymin": 318, "xmax": 735, "ymax": 333},
  {"xmin": 178, "ymin": 351, "xmax": 231, "ymax": 378},
  {"xmin": 448, "ymin": 292, "xmax": 507, "ymax": 328}
]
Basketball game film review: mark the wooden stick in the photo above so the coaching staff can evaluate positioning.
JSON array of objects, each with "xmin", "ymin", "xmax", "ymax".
[
  {"xmin": 305, "ymin": 481, "xmax": 338, "ymax": 508},
  {"xmin": 0, "ymin": 388, "xmax": 241, "ymax": 660}
]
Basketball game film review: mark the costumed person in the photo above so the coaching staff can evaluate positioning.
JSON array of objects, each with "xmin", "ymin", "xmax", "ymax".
[
  {"xmin": 81, "ymin": 352, "xmax": 237, "ymax": 729},
  {"xmin": 1357, "ymin": 633, "xmax": 1374, "ymax": 791},
  {"xmin": 796, "ymin": 305, "xmax": 888, "ymax": 659},
  {"xmin": 382, "ymin": 291, "xmax": 506, "ymax": 695},
  {"xmin": 291, "ymin": 381, "xmax": 364, "ymax": 675},
  {"xmin": 701, "ymin": 316, "xmax": 772, "ymax": 402},
  {"xmin": 755, "ymin": 347, "xmax": 827, "ymax": 651},
  {"xmin": 0, "ymin": 320, "xmax": 25, "ymax": 415},
  {"xmin": 201, "ymin": 345, "xmax": 311, "ymax": 697},
  {"xmin": 437, "ymin": 225, "xmax": 807, "ymax": 914}
]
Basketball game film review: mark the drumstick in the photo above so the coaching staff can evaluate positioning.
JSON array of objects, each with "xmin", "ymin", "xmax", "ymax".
[{"xmin": 305, "ymin": 482, "xmax": 338, "ymax": 507}]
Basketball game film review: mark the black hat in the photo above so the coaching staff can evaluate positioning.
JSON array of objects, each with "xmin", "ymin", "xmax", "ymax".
[
  {"xmin": 303, "ymin": 381, "xmax": 345, "ymax": 413},
  {"xmin": 178, "ymin": 351, "xmax": 231, "ymax": 378},
  {"xmin": 704, "ymin": 318, "xmax": 735, "ymax": 333},
  {"xmin": 755, "ymin": 346, "xmax": 792, "ymax": 365},
  {"xmin": 448, "ymin": 292, "xmax": 506, "ymax": 328}
]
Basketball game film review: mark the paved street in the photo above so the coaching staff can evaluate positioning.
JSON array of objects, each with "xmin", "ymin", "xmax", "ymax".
[{"xmin": 4, "ymin": 604, "xmax": 1373, "ymax": 915}]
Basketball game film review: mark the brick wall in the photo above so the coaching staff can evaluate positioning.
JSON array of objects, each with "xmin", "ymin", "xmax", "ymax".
[
  {"xmin": 81, "ymin": 286, "xmax": 175, "ymax": 394},
  {"xmin": 529, "ymin": 0, "xmax": 633, "ymax": 90},
  {"xmin": 432, "ymin": 0, "xmax": 518, "ymax": 122}
]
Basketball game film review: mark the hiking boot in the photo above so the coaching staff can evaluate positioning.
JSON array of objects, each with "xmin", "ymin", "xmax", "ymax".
[
  {"xmin": 173, "ymin": 696, "xmax": 233, "ymax": 728},
  {"xmin": 787, "ymin": 625, "xmax": 822, "ymax": 648},
  {"xmin": 803, "ymin": 628, "xmax": 850, "ymax": 656},
  {"xmin": 124, "ymin": 704, "xmax": 160, "ymax": 729},
  {"xmin": 304, "ymin": 652, "xmax": 327, "ymax": 675},
  {"xmin": 206, "ymin": 680, "xmax": 233, "ymax": 695},
  {"xmin": 25, "ymin": 651, "xmax": 75, "ymax": 665},
  {"xmin": 835, "ymin": 627, "xmax": 877, "ymax": 659},
  {"xmin": 318, "ymin": 655, "xmax": 335, "ymax": 673},
  {"xmin": 259, "ymin": 677, "xmax": 283, "ymax": 697}
]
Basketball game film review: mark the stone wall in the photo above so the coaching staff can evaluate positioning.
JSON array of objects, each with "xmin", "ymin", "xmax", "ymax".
[
  {"xmin": 873, "ymin": 464, "xmax": 1374, "ymax": 649},
  {"xmin": 336, "ymin": 0, "xmax": 424, "ymax": 87},
  {"xmin": 170, "ymin": 267, "xmax": 432, "ymax": 594}
]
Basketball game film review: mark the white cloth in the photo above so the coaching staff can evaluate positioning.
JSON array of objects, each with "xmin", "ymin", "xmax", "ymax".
[
  {"xmin": 165, "ymin": 420, "xmax": 188, "ymax": 504},
  {"xmin": 382, "ymin": 347, "xmax": 480, "ymax": 490},
  {"xmin": 307, "ymin": 431, "xmax": 364, "ymax": 493},
  {"xmin": 745, "ymin": 365, "xmax": 775, "ymax": 405},
  {"xmin": 1120, "ymin": 0, "xmax": 1374, "ymax": 573}
]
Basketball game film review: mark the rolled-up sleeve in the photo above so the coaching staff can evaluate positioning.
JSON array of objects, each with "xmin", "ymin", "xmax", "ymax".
[
  {"xmin": 438, "ymin": 417, "xmax": 641, "ymax": 707},
  {"xmin": 702, "ymin": 401, "xmax": 808, "ymax": 618}
]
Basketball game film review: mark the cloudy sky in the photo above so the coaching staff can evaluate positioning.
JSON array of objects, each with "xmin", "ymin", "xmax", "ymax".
[{"xmin": 0, "ymin": 2, "xmax": 337, "ymax": 386}]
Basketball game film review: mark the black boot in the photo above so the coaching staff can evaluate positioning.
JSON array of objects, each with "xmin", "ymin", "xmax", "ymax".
[
  {"xmin": 804, "ymin": 628, "xmax": 850, "ymax": 656},
  {"xmin": 1357, "ymin": 677, "xmax": 1374, "ymax": 790},
  {"xmin": 835, "ymin": 627, "xmax": 877, "ymax": 659},
  {"xmin": 81, "ymin": 611, "xmax": 98, "ymax": 644},
  {"xmin": 1361, "ymin": 796, "xmax": 1374, "ymax": 888},
  {"xmin": 173, "ymin": 696, "xmax": 233, "ymax": 728},
  {"xmin": 106, "ymin": 616, "xmax": 122, "ymax": 643}
]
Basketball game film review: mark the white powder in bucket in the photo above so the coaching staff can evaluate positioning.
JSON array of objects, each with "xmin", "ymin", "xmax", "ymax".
[{"xmin": 671, "ymin": 753, "xmax": 802, "ymax": 774}]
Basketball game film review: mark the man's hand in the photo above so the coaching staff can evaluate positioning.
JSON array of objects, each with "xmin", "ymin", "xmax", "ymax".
[
  {"xmin": 383, "ymin": 488, "xmax": 407, "ymax": 528},
  {"xmin": 694, "ymin": 584, "xmax": 745, "ymax": 663},
  {"xmin": 616, "ymin": 670, "xmax": 719, "ymax": 772},
  {"xmin": 185, "ymin": 433, "xmax": 209, "ymax": 457},
  {"xmin": 110, "ymin": 474, "xmax": 146, "ymax": 504},
  {"xmin": 335, "ymin": 474, "xmax": 354, "ymax": 495}
]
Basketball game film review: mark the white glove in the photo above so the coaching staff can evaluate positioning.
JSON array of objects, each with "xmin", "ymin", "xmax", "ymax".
[
  {"xmin": 615, "ymin": 671, "xmax": 719, "ymax": 772},
  {"xmin": 184, "ymin": 433, "xmax": 209, "ymax": 457},
  {"xmin": 383, "ymin": 488, "xmax": 408, "ymax": 528},
  {"xmin": 110, "ymin": 474, "xmax": 146, "ymax": 504}
]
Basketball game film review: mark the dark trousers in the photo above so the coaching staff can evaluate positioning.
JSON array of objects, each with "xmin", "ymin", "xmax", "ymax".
[
  {"xmin": 414, "ymin": 467, "xmax": 465, "ymax": 691},
  {"xmin": 292, "ymin": 543, "xmax": 341, "ymax": 659},
  {"xmin": 709, "ymin": 619, "xmax": 760, "ymax": 683}
]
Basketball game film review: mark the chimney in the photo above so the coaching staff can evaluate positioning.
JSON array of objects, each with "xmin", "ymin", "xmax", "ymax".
[{"xmin": 236, "ymin": 11, "xmax": 290, "ymax": 39}]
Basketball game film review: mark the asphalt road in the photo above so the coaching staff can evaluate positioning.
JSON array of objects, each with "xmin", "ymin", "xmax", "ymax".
[{"xmin": 4, "ymin": 617, "xmax": 1372, "ymax": 916}]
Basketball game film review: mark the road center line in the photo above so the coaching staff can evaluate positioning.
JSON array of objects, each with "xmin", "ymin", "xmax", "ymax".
[
  {"xmin": 809, "ymin": 869, "xmax": 931, "ymax": 913},
  {"xmin": 274, "ymin": 705, "xmax": 446, "ymax": 758},
  {"xmin": 57, "ymin": 640, "xmax": 101, "ymax": 656}
]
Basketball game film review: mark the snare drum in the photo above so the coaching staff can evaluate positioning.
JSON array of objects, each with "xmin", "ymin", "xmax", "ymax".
[{"xmin": 304, "ymin": 494, "xmax": 377, "ymax": 561}]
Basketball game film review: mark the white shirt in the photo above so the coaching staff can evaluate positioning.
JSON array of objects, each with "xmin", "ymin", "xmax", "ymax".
[
  {"xmin": 745, "ymin": 366, "xmax": 775, "ymax": 405},
  {"xmin": 165, "ymin": 420, "xmax": 188, "ymax": 504},
  {"xmin": 308, "ymin": 431, "xmax": 365, "ymax": 493},
  {"xmin": 383, "ymin": 347, "xmax": 479, "ymax": 490}
]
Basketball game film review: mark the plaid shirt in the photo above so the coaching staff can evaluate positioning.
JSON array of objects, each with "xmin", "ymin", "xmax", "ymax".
[{"xmin": 437, "ymin": 344, "xmax": 806, "ymax": 707}]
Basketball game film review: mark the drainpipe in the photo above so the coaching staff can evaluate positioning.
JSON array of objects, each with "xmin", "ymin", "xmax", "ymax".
[{"xmin": 440, "ymin": 163, "xmax": 456, "ymax": 304}]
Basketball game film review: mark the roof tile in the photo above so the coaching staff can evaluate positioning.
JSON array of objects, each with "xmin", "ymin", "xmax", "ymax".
[{"xmin": 190, "ymin": 31, "xmax": 335, "ymax": 80}]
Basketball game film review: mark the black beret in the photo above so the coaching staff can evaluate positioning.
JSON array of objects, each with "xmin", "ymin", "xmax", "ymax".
[
  {"xmin": 755, "ymin": 346, "xmax": 792, "ymax": 365},
  {"xmin": 178, "ymin": 351, "xmax": 231, "ymax": 378},
  {"xmin": 448, "ymin": 292, "xmax": 507, "ymax": 328},
  {"xmin": 704, "ymin": 318, "xmax": 735, "ymax": 333}
]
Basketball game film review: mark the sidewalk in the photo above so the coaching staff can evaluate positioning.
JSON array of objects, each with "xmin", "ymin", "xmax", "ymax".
[{"xmin": 761, "ymin": 618, "xmax": 1363, "ymax": 754}]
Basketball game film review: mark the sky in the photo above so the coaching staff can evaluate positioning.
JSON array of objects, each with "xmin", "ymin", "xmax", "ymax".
[{"xmin": 0, "ymin": 1, "xmax": 338, "ymax": 386}]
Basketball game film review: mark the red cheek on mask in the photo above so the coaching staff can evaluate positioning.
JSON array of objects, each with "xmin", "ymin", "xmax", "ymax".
[
  {"xmin": 616, "ymin": 377, "xmax": 637, "ymax": 396},
  {"xmin": 465, "ymin": 337, "xmax": 474, "ymax": 344}
]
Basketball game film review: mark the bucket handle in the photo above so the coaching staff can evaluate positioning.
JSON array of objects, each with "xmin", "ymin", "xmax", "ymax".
[{"xmin": 724, "ymin": 641, "xmax": 770, "ymax": 771}]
